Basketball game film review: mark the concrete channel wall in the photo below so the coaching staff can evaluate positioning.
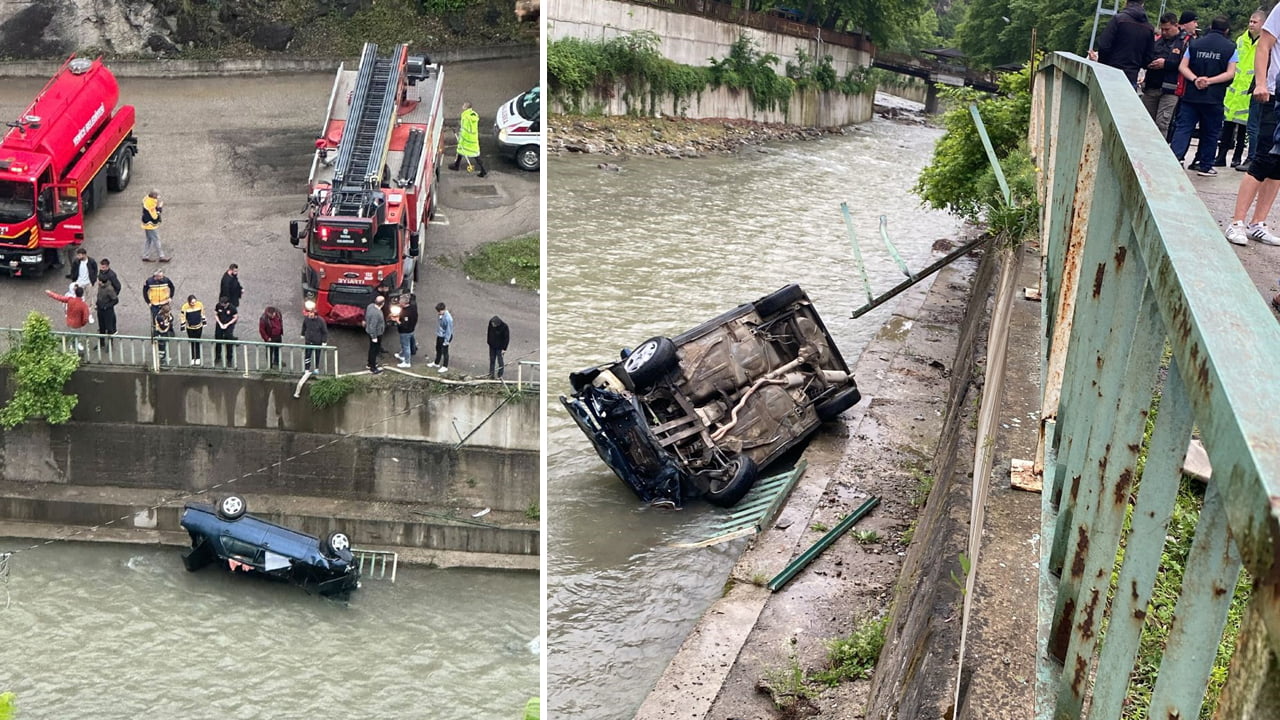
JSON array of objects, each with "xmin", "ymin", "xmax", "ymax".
[
  {"xmin": 548, "ymin": 0, "xmax": 874, "ymax": 126},
  {"xmin": 0, "ymin": 368, "xmax": 539, "ymax": 569}
]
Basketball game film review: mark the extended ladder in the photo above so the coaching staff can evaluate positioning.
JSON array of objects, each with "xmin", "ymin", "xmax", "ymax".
[{"xmin": 331, "ymin": 42, "xmax": 406, "ymax": 216}]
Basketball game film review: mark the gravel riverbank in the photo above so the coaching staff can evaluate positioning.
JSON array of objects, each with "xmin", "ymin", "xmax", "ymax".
[{"xmin": 549, "ymin": 92, "xmax": 934, "ymax": 160}]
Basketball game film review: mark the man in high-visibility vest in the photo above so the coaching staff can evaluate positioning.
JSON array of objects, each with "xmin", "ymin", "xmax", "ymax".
[
  {"xmin": 448, "ymin": 102, "xmax": 488, "ymax": 178},
  {"xmin": 1217, "ymin": 10, "xmax": 1262, "ymax": 168}
]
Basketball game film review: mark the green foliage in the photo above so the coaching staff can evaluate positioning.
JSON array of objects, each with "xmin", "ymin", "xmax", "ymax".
[
  {"xmin": 915, "ymin": 63, "xmax": 1040, "ymax": 243},
  {"xmin": 909, "ymin": 466, "xmax": 935, "ymax": 507},
  {"xmin": 813, "ymin": 615, "xmax": 889, "ymax": 685},
  {"xmin": 853, "ymin": 529, "xmax": 881, "ymax": 544},
  {"xmin": 462, "ymin": 233, "xmax": 539, "ymax": 290},
  {"xmin": 708, "ymin": 35, "xmax": 795, "ymax": 112},
  {"xmin": 0, "ymin": 312, "xmax": 79, "ymax": 429},
  {"xmin": 523, "ymin": 697, "xmax": 540, "ymax": 720},
  {"xmin": 760, "ymin": 653, "xmax": 819, "ymax": 714},
  {"xmin": 785, "ymin": 48, "xmax": 838, "ymax": 91},
  {"xmin": 525, "ymin": 500, "xmax": 540, "ymax": 520},
  {"xmin": 810, "ymin": 521, "xmax": 830, "ymax": 533},
  {"xmin": 0, "ymin": 692, "xmax": 13, "ymax": 720},
  {"xmin": 949, "ymin": 552, "xmax": 972, "ymax": 595},
  {"xmin": 547, "ymin": 32, "xmax": 713, "ymax": 115},
  {"xmin": 308, "ymin": 375, "xmax": 361, "ymax": 409}
]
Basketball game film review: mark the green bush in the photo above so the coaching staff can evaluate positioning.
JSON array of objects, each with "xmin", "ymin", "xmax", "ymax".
[
  {"xmin": 813, "ymin": 615, "xmax": 889, "ymax": 685},
  {"xmin": 914, "ymin": 61, "xmax": 1040, "ymax": 244},
  {"xmin": 708, "ymin": 35, "xmax": 795, "ymax": 113},
  {"xmin": 0, "ymin": 312, "xmax": 79, "ymax": 429},
  {"xmin": 308, "ymin": 375, "xmax": 361, "ymax": 409}
]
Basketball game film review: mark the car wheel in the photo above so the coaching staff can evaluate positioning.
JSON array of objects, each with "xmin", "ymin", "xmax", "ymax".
[
  {"xmin": 217, "ymin": 494, "xmax": 247, "ymax": 520},
  {"xmin": 324, "ymin": 531, "xmax": 351, "ymax": 557},
  {"xmin": 108, "ymin": 150, "xmax": 132, "ymax": 192},
  {"xmin": 816, "ymin": 386, "xmax": 862, "ymax": 422},
  {"xmin": 621, "ymin": 336, "xmax": 677, "ymax": 390},
  {"xmin": 705, "ymin": 454, "xmax": 759, "ymax": 508},
  {"xmin": 753, "ymin": 284, "xmax": 805, "ymax": 317},
  {"xmin": 516, "ymin": 145, "xmax": 540, "ymax": 172},
  {"xmin": 427, "ymin": 179, "xmax": 439, "ymax": 220}
]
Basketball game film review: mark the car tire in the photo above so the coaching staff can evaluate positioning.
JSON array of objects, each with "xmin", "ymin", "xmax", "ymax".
[
  {"xmin": 753, "ymin": 284, "xmax": 805, "ymax": 317},
  {"xmin": 516, "ymin": 144, "xmax": 540, "ymax": 172},
  {"xmin": 217, "ymin": 494, "xmax": 247, "ymax": 521},
  {"xmin": 705, "ymin": 454, "xmax": 759, "ymax": 508},
  {"xmin": 427, "ymin": 178, "xmax": 439, "ymax": 220},
  {"xmin": 323, "ymin": 531, "xmax": 351, "ymax": 557},
  {"xmin": 816, "ymin": 386, "xmax": 862, "ymax": 422},
  {"xmin": 622, "ymin": 336, "xmax": 677, "ymax": 390}
]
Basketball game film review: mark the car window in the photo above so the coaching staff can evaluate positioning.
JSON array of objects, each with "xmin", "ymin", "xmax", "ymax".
[
  {"xmin": 517, "ymin": 88, "xmax": 540, "ymax": 122},
  {"xmin": 222, "ymin": 537, "xmax": 264, "ymax": 563}
]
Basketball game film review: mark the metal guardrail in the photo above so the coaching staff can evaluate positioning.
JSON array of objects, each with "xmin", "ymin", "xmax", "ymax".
[
  {"xmin": 352, "ymin": 548, "xmax": 398, "ymax": 583},
  {"xmin": 1031, "ymin": 52, "xmax": 1280, "ymax": 718},
  {"xmin": 0, "ymin": 329, "xmax": 338, "ymax": 377}
]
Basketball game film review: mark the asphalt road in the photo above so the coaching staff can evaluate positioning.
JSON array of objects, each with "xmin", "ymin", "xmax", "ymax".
[{"xmin": 0, "ymin": 57, "xmax": 540, "ymax": 379}]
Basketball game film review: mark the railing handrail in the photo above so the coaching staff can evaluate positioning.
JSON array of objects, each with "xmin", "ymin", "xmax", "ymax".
[{"xmin": 1032, "ymin": 51, "xmax": 1280, "ymax": 719}]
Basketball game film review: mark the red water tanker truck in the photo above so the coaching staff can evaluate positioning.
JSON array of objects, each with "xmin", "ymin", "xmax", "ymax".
[{"xmin": 0, "ymin": 56, "xmax": 137, "ymax": 276}]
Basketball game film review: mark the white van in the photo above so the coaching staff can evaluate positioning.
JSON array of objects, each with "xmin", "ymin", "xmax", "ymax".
[{"xmin": 495, "ymin": 86, "xmax": 541, "ymax": 171}]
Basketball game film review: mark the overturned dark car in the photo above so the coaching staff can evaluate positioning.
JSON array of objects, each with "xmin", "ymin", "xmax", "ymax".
[
  {"xmin": 180, "ymin": 495, "xmax": 360, "ymax": 598},
  {"xmin": 561, "ymin": 284, "xmax": 861, "ymax": 508}
]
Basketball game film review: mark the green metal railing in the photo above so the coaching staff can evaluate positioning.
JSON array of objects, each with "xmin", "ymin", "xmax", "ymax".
[{"xmin": 1032, "ymin": 52, "xmax": 1280, "ymax": 718}]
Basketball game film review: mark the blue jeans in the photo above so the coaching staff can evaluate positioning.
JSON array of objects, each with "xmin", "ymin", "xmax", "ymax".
[
  {"xmin": 1248, "ymin": 97, "xmax": 1263, "ymax": 160},
  {"xmin": 1171, "ymin": 101, "xmax": 1225, "ymax": 170},
  {"xmin": 399, "ymin": 332, "xmax": 416, "ymax": 362}
]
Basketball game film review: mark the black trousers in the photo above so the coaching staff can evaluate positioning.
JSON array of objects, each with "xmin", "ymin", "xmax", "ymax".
[
  {"xmin": 215, "ymin": 326, "xmax": 235, "ymax": 366},
  {"xmin": 97, "ymin": 306, "xmax": 116, "ymax": 335},
  {"xmin": 1217, "ymin": 121, "xmax": 1248, "ymax": 165},
  {"xmin": 489, "ymin": 347, "xmax": 505, "ymax": 378},
  {"xmin": 434, "ymin": 336, "xmax": 450, "ymax": 367},
  {"xmin": 187, "ymin": 328, "xmax": 203, "ymax": 359},
  {"xmin": 368, "ymin": 336, "xmax": 381, "ymax": 369}
]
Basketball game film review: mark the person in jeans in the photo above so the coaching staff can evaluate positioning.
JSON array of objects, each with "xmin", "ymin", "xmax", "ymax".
[
  {"xmin": 487, "ymin": 315, "xmax": 509, "ymax": 379},
  {"xmin": 394, "ymin": 294, "xmax": 418, "ymax": 369},
  {"xmin": 214, "ymin": 296, "xmax": 239, "ymax": 368},
  {"xmin": 1223, "ymin": 3, "xmax": 1280, "ymax": 246},
  {"xmin": 153, "ymin": 302, "xmax": 175, "ymax": 365},
  {"xmin": 428, "ymin": 302, "xmax": 453, "ymax": 373},
  {"xmin": 140, "ymin": 189, "xmax": 169, "ymax": 262},
  {"xmin": 364, "ymin": 296, "xmax": 387, "ymax": 374},
  {"xmin": 95, "ymin": 260, "xmax": 119, "ymax": 350},
  {"xmin": 301, "ymin": 304, "xmax": 329, "ymax": 374},
  {"xmin": 180, "ymin": 294, "xmax": 207, "ymax": 366},
  {"xmin": 1170, "ymin": 16, "xmax": 1239, "ymax": 176},
  {"xmin": 258, "ymin": 306, "xmax": 283, "ymax": 369},
  {"xmin": 1142, "ymin": 13, "xmax": 1192, "ymax": 138}
]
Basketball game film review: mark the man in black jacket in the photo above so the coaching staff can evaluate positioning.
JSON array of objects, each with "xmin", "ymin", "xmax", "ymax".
[
  {"xmin": 487, "ymin": 315, "xmax": 510, "ymax": 379},
  {"xmin": 1096, "ymin": 0, "xmax": 1155, "ymax": 89},
  {"xmin": 219, "ymin": 264, "xmax": 243, "ymax": 308},
  {"xmin": 1171, "ymin": 15, "xmax": 1239, "ymax": 175},
  {"xmin": 1142, "ymin": 13, "xmax": 1191, "ymax": 137}
]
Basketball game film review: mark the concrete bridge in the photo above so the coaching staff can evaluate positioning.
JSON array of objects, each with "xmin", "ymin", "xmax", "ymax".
[{"xmin": 872, "ymin": 48, "xmax": 1002, "ymax": 112}]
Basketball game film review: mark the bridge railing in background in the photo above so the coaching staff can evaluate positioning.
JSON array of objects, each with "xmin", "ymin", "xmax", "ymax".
[{"xmin": 1031, "ymin": 52, "xmax": 1280, "ymax": 718}]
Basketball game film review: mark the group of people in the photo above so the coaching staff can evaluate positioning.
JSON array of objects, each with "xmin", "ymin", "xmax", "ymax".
[
  {"xmin": 359, "ymin": 294, "xmax": 511, "ymax": 380},
  {"xmin": 1098, "ymin": 2, "xmax": 1280, "ymax": 248}
]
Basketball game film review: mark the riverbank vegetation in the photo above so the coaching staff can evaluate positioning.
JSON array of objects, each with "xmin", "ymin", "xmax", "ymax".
[
  {"xmin": 548, "ymin": 31, "xmax": 873, "ymax": 116},
  {"xmin": 461, "ymin": 233, "xmax": 539, "ymax": 291}
]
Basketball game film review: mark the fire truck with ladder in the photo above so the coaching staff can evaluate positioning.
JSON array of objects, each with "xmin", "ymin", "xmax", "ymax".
[
  {"xmin": 0, "ymin": 56, "xmax": 137, "ymax": 276},
  {"xmin": 290, "ymin": 42, "xmax": 443, "ymax": 325}
]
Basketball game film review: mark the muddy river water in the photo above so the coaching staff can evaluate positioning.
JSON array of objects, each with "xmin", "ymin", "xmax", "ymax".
[
  {"xmin": 0, "ymin": 540, "xmax": 538, "ymax": 718},
  {"xmin": 547, "ymin": 105, "xmax": 963, "ymax": 718}
]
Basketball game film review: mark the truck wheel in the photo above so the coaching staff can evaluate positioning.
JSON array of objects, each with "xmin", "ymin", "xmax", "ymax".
[
  {"xmin": 815, "ymin": 386, "xmax": 862, "ymax": 422},
  {"xmin": 323, "ymin": 531, "xmax": 351, "ymax": 557},
  {"xmin": 753, "ymin": 284, "xmax": 805, "ymax": 317},
  {"xmin": 516, "ymin": 145, "xmax": 540, "ymax": 172},
  {"xmin": 428, "ymin": 179, "xmax": 439, "ymax": 220},
  {"xmin": 622, "ymin": 336, "xmax": 676, "ymax": 390},
  {"xmin": 108, "ymin": 151, "xmax": 132, "ymax": 192},
  {"xmin": 705, "ymin": 454, "xmax": 759, "ymax": 507}
]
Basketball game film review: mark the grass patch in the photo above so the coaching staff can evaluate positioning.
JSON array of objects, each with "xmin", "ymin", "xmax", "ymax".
[
  {"xmin": 853, "ymin": 530, "xmax": 881, "ymax": 544},
  {"xmin": 524, "ymin": 500, "xmax": 539, "ymax": 521},
  {"xmin": 758, "ymin": 653, "xmax": 818, "ymax": 717},
  {"xmin": 462, "ymin": 233, "xmax": 539, "ymax": 291},
  {"xmin": 810, "ymin": 522, "xmax": 830, "ymax": 533},
  {"xmin": 813, "ymin": 615, "xmax": 889, "ymax": 685},
  {"xmin": 308, "ymin": 375, "xmax": 361, "ymax": 409},
  {"xmin": 909, "ymin": 466, "xmax": 935, "ymax": 507},
  {"xmin": 900, "ymin": 520, "xmax": 917, "ymax": 546}
]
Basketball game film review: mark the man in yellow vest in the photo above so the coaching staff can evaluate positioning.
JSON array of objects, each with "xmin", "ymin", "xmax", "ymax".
[
  {"xmin": 1218, "ymin": 10, "xmax": 1262, "ymax": 168},
  {"xmin": 448, "ymin": 102, "xmax": 488, "ymax": 178}
]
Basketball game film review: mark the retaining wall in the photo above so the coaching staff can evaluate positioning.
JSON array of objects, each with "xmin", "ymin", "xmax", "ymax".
[
  {"xmin": 0, "ymin": 368, "xmax": 539, "ymax": 566},
  {"xmin": 548, "ymin": 0, "xmax": 874, "ymax": 126}
]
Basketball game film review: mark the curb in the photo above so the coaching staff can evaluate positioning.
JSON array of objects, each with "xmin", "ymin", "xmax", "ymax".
[{"xmin": 0, "ymin": 44, "xmax": 538, "ymax": 78}]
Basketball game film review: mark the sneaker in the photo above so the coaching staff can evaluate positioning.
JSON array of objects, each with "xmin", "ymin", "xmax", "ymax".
[
  {"xmin": 1225, "ymin": 221, "xmax": 1250, "ymax": 246},
  {"xmin": 1196, "ymin": 166, "xmax": 1218, "ymax": 177},
  {"xmin": 1249, "ymin": 222, "xmax": 1280, "ymax": 245},
  {"xmin": 394, "ymin": 353, "xmax": 405, "ymax": 362},
  {"xmin": 158, "ymin": 256, "xmax": 171, "ymax": 263},
  {"xmin": 427, "ymin": 361, "xmax": 438, "ymax": 367},
  {"xmin": 397, "ymin": 362, "xmax": 411, "ymax": 368},
  {"xmin": 370, "ymin": 366, "xmax": 382, "ymax": 375},
  {"xmin": 438, "ymin": 366, "xmax": 448, "ymax": 373},
  {"xmin": 142, "ymin": 257, "xmax": 156, "ymax": 262}
]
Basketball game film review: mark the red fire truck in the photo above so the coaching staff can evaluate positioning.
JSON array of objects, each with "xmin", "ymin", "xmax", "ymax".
[
  {"xmin": 0, "ymin": 56, "xmax": 137, "ymax": 276},
  {"xmin": 291, "ymin": 42, "xmax": 444, "ymax": 325}
]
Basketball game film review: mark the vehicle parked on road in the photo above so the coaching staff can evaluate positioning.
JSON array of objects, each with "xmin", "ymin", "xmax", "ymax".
[
  {"xmin": 561, "ymin": 284, "xmax": 861, "ymax": 508},
  {"xmin": 495, "ymin": 86, "xmax": 541, "ymax": 172},
  {"xmin": 180, "ymin": 495, "xmax": 360, "ymax": 598}
]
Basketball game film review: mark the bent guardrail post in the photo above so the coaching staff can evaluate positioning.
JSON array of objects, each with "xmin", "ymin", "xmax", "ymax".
[
  {"xmin": 767, "ymin": 495, "xmax": 879, "ymax": 592},
  {"xmin": 840, "ymin": 201, "xmax": 875, "ymax": 306}
]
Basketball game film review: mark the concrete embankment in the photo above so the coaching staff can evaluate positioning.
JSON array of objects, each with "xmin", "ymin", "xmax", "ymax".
[
  {"xmin": 0, "ymin": 368, "xmax": 540, "ymax": 569},
  {"xmin": 635, "ymin": 237, "xmax": 1045, "ymax": 717}
]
